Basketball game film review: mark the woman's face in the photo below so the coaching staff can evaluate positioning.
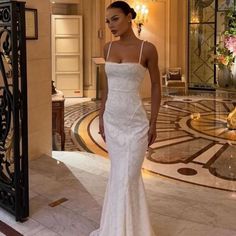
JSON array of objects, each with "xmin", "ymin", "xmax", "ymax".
[{"xmin": 106, "ymin": 8, "xmax": 131, "ymax": 37}]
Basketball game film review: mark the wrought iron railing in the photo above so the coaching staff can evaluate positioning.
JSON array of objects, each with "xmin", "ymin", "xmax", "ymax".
[{"xmin": 0, "ymin": 0, "xmax": 28, "ymax": 221}]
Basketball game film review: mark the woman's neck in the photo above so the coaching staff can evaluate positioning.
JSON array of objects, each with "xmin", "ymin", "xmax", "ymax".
[{"xmin": 119, "ymin": 29, "xmax": 138, "ymax": 43}]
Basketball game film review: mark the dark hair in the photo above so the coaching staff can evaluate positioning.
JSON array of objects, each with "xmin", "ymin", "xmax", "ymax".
[{"xmin": 108, "ymin": 1, "xmax": 136, "ymax": 19}]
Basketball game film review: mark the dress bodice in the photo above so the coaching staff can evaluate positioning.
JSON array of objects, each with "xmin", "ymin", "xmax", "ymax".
[{"xmin": 105, "ymin": 62, "xmax": 146, "ymax": 93}]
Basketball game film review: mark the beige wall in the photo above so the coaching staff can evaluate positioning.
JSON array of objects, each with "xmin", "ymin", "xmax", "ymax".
[
  {"xmin": 169, "ymin": 0, "xmax": 178, "ymax": 67},
  {"xmin": 169, "ymin": 0, "xmax": 187, "ymax": 75},
  {"xmin": 26, "ymin": 0, "xmax": 52, "ymax": 159},
  {"xmin": 80, "ymin": 0, "xmax": 105, "ymax": 98}
]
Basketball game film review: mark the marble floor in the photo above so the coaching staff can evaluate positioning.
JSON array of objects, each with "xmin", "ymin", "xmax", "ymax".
[
  {"xmin": 63, "ymin": 93, "xmax": 236, "ymax": 192},
  {"xmin": 1, "ymin": 151, "xmax": 236, "ymax": 236}
]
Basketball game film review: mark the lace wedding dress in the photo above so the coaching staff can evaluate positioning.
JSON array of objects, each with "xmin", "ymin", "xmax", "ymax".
[{"xmin": 90, "ymin": 41, "xmax": 156, "ymax": 236}]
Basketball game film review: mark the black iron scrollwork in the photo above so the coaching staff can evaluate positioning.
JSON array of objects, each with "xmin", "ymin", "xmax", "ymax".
[
  {"xmin": 0, "ymin": 1, "xmax": 28, "ymax": 221},
  {"xmin": 0, "ymin": 20, "xmax": 14, "ymax": 187},
  {"xmin": 0, "ymin": 7, "xmax": 11, "ymax": 23},
  {"xmin": 0, "ymin": 22, "xmax": 15, "ymax": 214}
]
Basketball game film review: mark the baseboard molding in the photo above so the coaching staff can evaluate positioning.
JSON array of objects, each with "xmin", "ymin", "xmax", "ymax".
[{"xmin": 0, "ymin": 220, "xmax": 23, "ymax": 236}]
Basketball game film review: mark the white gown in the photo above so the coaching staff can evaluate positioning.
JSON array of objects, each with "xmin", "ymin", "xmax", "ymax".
[{"xmin": 90, "ymin": 41, "xmax": 156, "ymax": 236}]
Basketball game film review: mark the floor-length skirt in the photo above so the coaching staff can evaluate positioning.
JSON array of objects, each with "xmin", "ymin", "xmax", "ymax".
[{"xmin": 90, "ymin": 99, "xmax": 156, "ymax": 236}]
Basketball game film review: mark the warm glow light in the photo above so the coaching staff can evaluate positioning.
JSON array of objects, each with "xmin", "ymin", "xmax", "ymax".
[
  {"xmin": 191, "ymin": 11, "xmax": 200, "ymax": 23},
  {"xmin": 227, "ymin": 107, "xmax": 236, "ymax": 130},
  {"xmin": 190, "ymin": 10, "xmax": 200, "ymax": 34},
  {"xmin": 133, "ymin": 2, "xmax": 149, "ymax": 36},
  {"xmin": 136, "ymin": 4, "xmax": 140, "ymax": 10},
  {"xmin": 190, "ymin": 113, "xmax": 201, "ymax": 120}
]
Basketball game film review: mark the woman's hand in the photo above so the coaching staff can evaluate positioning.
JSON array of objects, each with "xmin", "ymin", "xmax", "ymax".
[
  {"xmin": 148, "ymin": 123, "xmax": 156, "ymax": 146},
  {"xmin": 99, "ymin": 116, "xmax": 106, "ymax": 142}
]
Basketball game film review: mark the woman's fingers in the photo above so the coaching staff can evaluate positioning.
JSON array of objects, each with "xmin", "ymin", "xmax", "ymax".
[
  {"xmin": 100, "ymin": 132, "xmax": 106, "ymax": 142},
  {"xmin": 99, "ymin": 126, "xmax": 106, "ymax": 142},
  {"xmin": 148, "ymin": 132, "xmax": 156, "ymax": 146}
]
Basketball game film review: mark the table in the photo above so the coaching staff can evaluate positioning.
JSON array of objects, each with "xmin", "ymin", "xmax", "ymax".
[{"xmin": 52, "ymin": 92, "xmax": 65, "ymax": 150}]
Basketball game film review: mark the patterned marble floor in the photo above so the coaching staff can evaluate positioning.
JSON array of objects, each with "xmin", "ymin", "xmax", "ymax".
[{"xmin": 65, "ymin": 93, "xmax": 236, "ymax": 192}]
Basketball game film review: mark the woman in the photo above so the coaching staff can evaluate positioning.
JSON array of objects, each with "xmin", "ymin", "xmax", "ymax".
[{"xmin": 90, "ymin": 1, "xmax": 161, "ymax": 235}]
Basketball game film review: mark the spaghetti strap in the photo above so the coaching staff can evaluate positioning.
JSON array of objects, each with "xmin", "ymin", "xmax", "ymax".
[
  {"xmin": 106, "ymin": 41, "xmax": 113, "ymax": 61},
  {"xmin": 138, "ymin": 41, "xmax": 145, "ymax": 63}
]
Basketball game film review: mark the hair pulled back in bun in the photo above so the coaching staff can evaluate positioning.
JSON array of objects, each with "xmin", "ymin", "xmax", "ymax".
[
  {"xmin": 108, "ymin": 1, "xmax": 137, "ymax": 20},
  {"xmin": 129, "ymin": 8, "xmax": 137, "ymax": 19}
]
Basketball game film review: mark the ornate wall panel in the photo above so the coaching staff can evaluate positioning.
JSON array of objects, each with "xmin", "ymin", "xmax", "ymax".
[{"xmin": 188, "ymin": 0, "xmax": 216, "ymax": 89}]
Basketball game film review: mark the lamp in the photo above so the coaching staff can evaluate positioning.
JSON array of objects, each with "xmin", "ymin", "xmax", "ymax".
[
  {"xmin": 190, "ymin": 10, "xmax": 199, "ymax": 34},
  {"xmin": 133, "ymin": 3, "xmax": 149, "ymax": 36},
  {"xmin": 191, "ymin": 10, "xmax": 199, "ymax": 24}
]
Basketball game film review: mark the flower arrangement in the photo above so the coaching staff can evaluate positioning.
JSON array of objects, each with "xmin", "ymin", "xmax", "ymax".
[{"xmin": 210, "ymin": 7, "xmax": 236, "ymax": 70}]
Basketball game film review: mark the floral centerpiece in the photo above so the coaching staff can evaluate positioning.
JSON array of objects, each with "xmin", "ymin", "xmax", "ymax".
[
  {"xmin": 210, "ymin": 8, "xmax": 236, "ymax": 71},
  {"xmin": 209, "ymin": 6, "xmax": 236, "ymax": 89},
  {"xmin": 210, "ymin": 4, "xmax": 236, "ymax": 129}
]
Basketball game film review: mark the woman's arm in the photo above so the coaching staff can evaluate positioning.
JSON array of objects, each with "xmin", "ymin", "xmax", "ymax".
[
  {"xmin": 99, "ymin": 43, "xmax": 110, "ymax": 141},
  {"xmin": 99, "ymin": 75, "xmax": 108, "ymax": 119},
  {"xmin": 99, "ymin": 43, "xmax": 109, "ymax": 119},
  {"xmin": 146, "ymin": 42, "xmax": 161, "ymax": 145}
]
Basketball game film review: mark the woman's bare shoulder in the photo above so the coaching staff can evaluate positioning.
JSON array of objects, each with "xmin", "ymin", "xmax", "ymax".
[
  {"xmin": 144, "ymin": 41, "xmax": 158, "ymax": 54},
  {"xmin": 143, "ymin": 41, "xmax": 158, "ymax": 63}
]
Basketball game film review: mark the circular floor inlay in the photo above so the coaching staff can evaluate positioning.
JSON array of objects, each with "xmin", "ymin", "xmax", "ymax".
[
  {"xmin": 177, "ymin": 168, "xmax": 198, "ymax": 176},
  {"xmin": 68, "ymin": 97, "xmax": 236, "ymax": 191},
  {"xmin": 188, "ymin": 113, "xmax": 236, "ymax": 142}
]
